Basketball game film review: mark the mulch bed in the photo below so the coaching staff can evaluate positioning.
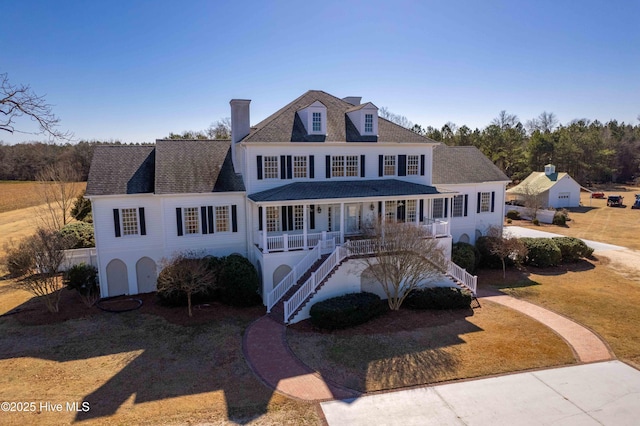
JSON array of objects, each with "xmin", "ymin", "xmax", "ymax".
[{"xmin": 3, "ymin": 289, "xmax": 264, "ymax": 327}]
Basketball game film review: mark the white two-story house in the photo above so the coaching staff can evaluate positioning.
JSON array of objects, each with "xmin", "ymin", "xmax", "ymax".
[{"xmin": 86, "ymin": 90, "xmax": 509, "ymax": 323}]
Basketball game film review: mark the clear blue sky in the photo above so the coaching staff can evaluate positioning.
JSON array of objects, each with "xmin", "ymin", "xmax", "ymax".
[{"xmin": 2, "ymin": 0, "xmax": 639, "ymax": 144}]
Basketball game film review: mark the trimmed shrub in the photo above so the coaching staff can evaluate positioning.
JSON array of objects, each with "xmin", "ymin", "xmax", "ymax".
[
  {"xmin": 217, "ymin": 254, "xmax": 261, "ymax": 307},
  {"xmin": 506, "ymin": 210, "xmax": 521, "ymax": 220},
  {"xmin": 552, "ymin": 237, "xmax": 594, "ymax": 262},
  {"xmin": 63, "ymin": 263, "xmax": 99, "ymax": 306},
  {"xmin": 520, "ymin": 237, "xmax": 562, "ymax": 267},
  {"xmin": 552, "ymin": 211, "xmax": 567, "ymax": 226},
  {"xmin": 310, "ymin": 292, "xmax": 387, "ymax": 330},
  {"xmin": 404, "ymin": 286, "xmax": 472, "ymax": 310},
  {"xmin": 57, "ymin": 222, "xmax": 95, "ymax": 249},
  {"xmin": 532, "ymin": 218, "xmax": 540, "ymax": 226},
  {"xmin": 475, "ymin": 236, "xmax": 503, "ymax": 269},
  {"xmin": 3, "ymin": 239, "xmax": 34, "ymax": 277},
  {"xmin": 452, "ymin": 242, "xmax": 480, "ymax": 274},
  {"xmin": 506, "ymin": 218, "xmax": 512, "ymax": 224}
]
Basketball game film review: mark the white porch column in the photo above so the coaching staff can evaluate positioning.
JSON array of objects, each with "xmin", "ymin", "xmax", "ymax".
[
  {"xmin": 339, "ymin": 202, "xmax": 345, "ymax": 244},
  {"xmin": 381, "ymin": 200, "xmax": 386, "ymax": 221},
  {"xmin": 303, "ymin": 204, "xmax": 308, "ymax": 250},
  {"xmin": 262, "ymin": 205, "xmax": 268, "ymax": 253}
]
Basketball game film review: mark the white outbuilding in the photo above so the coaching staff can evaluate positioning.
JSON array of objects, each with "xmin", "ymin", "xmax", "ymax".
[{"xmin": 507, "ymin": 164, "xmax": 581, "ymax": 208}]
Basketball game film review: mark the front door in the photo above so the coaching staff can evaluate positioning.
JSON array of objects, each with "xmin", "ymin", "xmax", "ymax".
[{"xmin": 346, "ymin": 204, "xmax": 361, "ymax": 234}]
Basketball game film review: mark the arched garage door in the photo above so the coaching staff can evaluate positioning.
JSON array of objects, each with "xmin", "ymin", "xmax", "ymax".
[
  {"xmin": 136, "ymin": 257, "xmax": 157, "ymax": 294},
  {"xmin": 106, "ymin": 259, "xmax": 129, "ymax": 297}
]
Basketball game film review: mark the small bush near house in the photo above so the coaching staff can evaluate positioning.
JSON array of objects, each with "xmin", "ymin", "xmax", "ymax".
[
  {"xmin": 520, "ymin": 237, "xmax": 562, "ymax": 267},
  {"xmin": 532, "ymin": 218, "xmax": 540, "ymax": 226},
  {"xmin": 452, "ymin": 242, "xmax": 480, "ymax": 274},
  {"xmin": 57, "ymin": 222, "xmax": 95, "ymax": 249},
  {"xmin": 64, "ymin": 263, "xmax": 99, "ymax": 307},
  {"xmin": 217, "ymin": 254, "xmax": 261, "ymax": 307},
  {"xmin": 475, "ymin": 236, "xmax": 503, "ymax": 269},
  {"xmin": 552, "ymin": 237, "xmax": 594, "ymax": 262},
  {"xmin": 310, "ymin": 292, "xmax": 387, "ymax": 330},
  {"xmin": 404, "ymin": 286, "xmax": 472, "ymax": 310},
  {"xmin": 506, "ymin": 210, "xmax": 521, "ymax": 220},
  {"xmin": 506, "ymin": 218, "xmax": 512, "ymax": 224},
  {"xmin": 3, "ymin": 239, "xmax": 34, "ymax": 277},
  {"xmin": 552, "ymin": 209, "xmax": 570, "ymax": 226},
  {"xmin": 156, "ymin": 255, "xmax": 218, "ymax": 314},
  {"xmin": 70, "ymin": 191, "xmax": 92, "ymax": 222}
]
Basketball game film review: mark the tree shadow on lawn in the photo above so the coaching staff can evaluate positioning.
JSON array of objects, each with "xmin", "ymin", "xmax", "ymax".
[{"xmin": 0, "ymin": 290, "xmax": 275, "ymax": 424}]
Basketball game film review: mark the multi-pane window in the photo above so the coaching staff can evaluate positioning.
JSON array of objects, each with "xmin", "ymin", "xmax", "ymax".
[
  {"xmin": 293, "ymin": 205, "xmax": 304, "ymax": 230},
  {"xmin": 346, "ymin": 156, "xmax": 359, "ymax": 176},
  {"xmin": 452, "ymin": 195, "xmax": 464, "ymax": 217},
  {"xmin": 121, "ymin": 208, "xmax": 139, "ymax": 236},
  {"xmin": 384, "ymin": 155, "xmax": 396, "ymax": 176},
  {"xmin": 480, "ymin": 192, "xmax": 491, "ymax": 213},
  {"xmin": 266, "ymin": 206, "xmax": 280, "ymax": 232},
  {"xmin": 312, "ymin": 112, "xmax": 322, "ymax": 132},
  {"xmin": 433, "ymin": 198, "xmax": 444, "ymax": 219},
  {"xmin": 331, "ymin": 155, "xmax": 359, "ymax": 177},
  {"xmin": 406, "ymin": 200, "xmax": 417, "ymax": 222},
  {"xmin": 332, "ymin": 156, "xmax": 345, "ymax": 177},
  {"xmin": 216, "ymin": 206, "xmax": 229, "ymax": 232},
  {"xmin": 263, "ymin": 156, "xmax": 279, "ymax": 179},
  {"xmin": 364, "ymin": 114, "xmax": 373, "ymax": 133},
  {"xmin": 407, "ymin": 155, "xmax": 419, "ymax": 175},
  {"xmin": 385, "ymin": 200, "xmax": 396, "ymax": 221},
  {"xmin": 184, "ymin": 207, "xmax": 199, "ymax": 234},
  {"xmin": 293, "ymin": 156, "xmax": 307, "ymax": 178}
]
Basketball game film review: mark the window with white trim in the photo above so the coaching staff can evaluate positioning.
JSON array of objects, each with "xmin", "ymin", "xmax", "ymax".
[
  {"xmin": 293, "ymin": 156, "xmax": 307, "ymax": 178},
  {"xmin": 452, "ymin": 195, "xmax": 464, "ymax": 217},
  {"xmin": 407, "ymin": 155, "xmax": 419, "ymax": 175},
  {"xmin": 215, "ymin": 206, "xmax": 229, "ymax": 232},
  {"xmin": 384, "ymin": 155, "xmax": 396, "ymax": 176},
  {"xmin": 480, "ymin": 192, "xmax": 491, "ymax": 213},
  {"xmin": 331, "ymin": 155, "xmax": 359, "ymax": 177},
  {"xmin": 312, "ymin": 112, "xmax": 321, "ymax": 132},
  {"xmin": 365, "ymin": 114, "xmax": 373, "ymax": 133},
  {"xmin": 346, "ymin": 155, "xmax": 359, "ymax": 177},
  {"xmin": 385, "ymin": 200, "xmax": 396, "ymax": 221},
  {"xmin": 433, "ymin": 198, "xmax": 444, "ymax": 219},
  {"xmin": 183, "ymin": 207, "xmax": 200, "ymax": 235},
  {"xmin": 293, "ymin": 205, "xmax": 304, "ymax": 230},
  {"xmin": 406, "ymin": 200, "xmax": 417, "ymax": 222},
  {"xmin": 266, "ymin": 206, "xmax": 280, "ymax": 232},
  {"xmin": 121, "ymin": 208, "xmax": 139, "ymax": 236},
  {"xmin": 263, "ymin": 156, "xmax": 279, "ymax": 179}
]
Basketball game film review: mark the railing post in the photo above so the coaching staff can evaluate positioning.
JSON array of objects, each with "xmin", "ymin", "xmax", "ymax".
[{"xmin": 283, "ymin": 234, "xmax": 289, "ymax": 252}]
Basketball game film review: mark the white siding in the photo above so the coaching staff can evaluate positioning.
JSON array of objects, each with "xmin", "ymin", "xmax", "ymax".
[{"xmin": 547, "ymin": 175, "xmax": 581, "ymax": 208}]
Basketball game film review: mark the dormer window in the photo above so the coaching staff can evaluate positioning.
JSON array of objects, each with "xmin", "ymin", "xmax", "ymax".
[
  {"xmin": 346, "ymin": 102, "xmax": 378, "ymax": 137},
  {"xmin": 365, "ymin": 114, "xmax": 373, "ymax": 133},
  {"xmin": 312, "ymin": 112, "xmax": 322, "ymax": 132},
  {"xmin": 297, "ymin": 100, "xmax": 327, "ymax": 135}
]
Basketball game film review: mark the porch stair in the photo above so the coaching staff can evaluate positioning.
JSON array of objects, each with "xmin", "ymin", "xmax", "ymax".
[{"xmin": 268, "ymin": 254, "xmax": 330, "ymax": 324}]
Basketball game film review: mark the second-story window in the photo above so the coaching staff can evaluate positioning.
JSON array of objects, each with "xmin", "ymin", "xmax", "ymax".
[
  {"xmin": 312, "ymin": 112, "xmax": 322, "ymax": 132},
  {"xmin": 346, "ymin": 156, "xmax": 359, "ymax": 176},
  {"xmin": 183, "ymin": 207, "xmax": 200, "ymax": 234},
  {"xmin": 215, "ymin": 206, "xmax": 229, "ymax": 232},
  {"xmin": 332, "ymin": 155, "xmax": 359, "ymax": 177},
  {"xmin": 121, "ymin": 208, "xmax": 139, "ymax": 236},
  {"xmin": 263, "ymin": 156, "xmax": 279, "ymax": 179},
  {"xmin": 365, "ymin": 114, "xmax": 373, "ymax": 133},
  {"xmin": 294, "ymin": 156, "xmax": 307, "ymax": 178},
  {"xmin": 384, "ymin": 155, "xmax": 396, "ymax": 176},
  {"xmin": 407, "ymin": 155, "xmax": 419, "ymax": 175}
]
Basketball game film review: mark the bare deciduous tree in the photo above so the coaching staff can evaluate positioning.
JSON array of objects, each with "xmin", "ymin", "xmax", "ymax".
[
  {"xmin": 0, "ymin": 73, "xmax": 71, "ymax": 140},
  {"xmin": 354, "ymin": 220, "xmax": 447, "ymax": 310},
  {"xmin": 491, "ymin": 110, "xmax": 520, "ymax": 130},
  {"xmin": 206, "ymin": 117, "xmax": 231, "ymax": 139},
  {"xmin": 485, "ymin": 226, "xmax": 527, "ymax": 279},
  {"xmin": 379, "ymin": 107, "xmax": 414, "ymax": 129},
  {"xmin": 518, "ymin": 183, "xmax": 544, "ymax": 221},
  {"xmin": 526, "ymin": 111, "xmax": 559, "ymax": 134},
  {"xmin": 35, "ymin": 162, "xmax": 83, "ymax": 230}
]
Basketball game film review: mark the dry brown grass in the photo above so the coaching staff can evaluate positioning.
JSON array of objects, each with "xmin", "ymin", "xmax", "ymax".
[
  {"xmin": 0, "ymin": 181, "xmax": 86, "ymax": 214},
  {"xmin": 286, "ymin": 301, "xmax": 575, "ymax": 393},
  {"xmin": 511, "ymin": 185, "xmax": 640, "ymax": 250}
]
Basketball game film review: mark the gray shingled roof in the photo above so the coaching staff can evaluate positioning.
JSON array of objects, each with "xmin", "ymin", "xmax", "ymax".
[
  {"xmin": 249, "ymin": 179, "xmax": 446, "ymax": 202},
  {"xmin": 86, "ymin": 145, "xmax": 155, "ymax": 195},
  {"xmin": 154, "ymin": 139, "xmax": 244, "ymax": 194},
  {"xmin": 86, "ymin": 140, "xmax": 245, "ymax": 196},
  {"xmin": 242, "ymin": 90, "xmax": 434, "ymax": 144},
  {"xmin": 432, "ymin": 145, "xmax": 510, "ymax": 184}
]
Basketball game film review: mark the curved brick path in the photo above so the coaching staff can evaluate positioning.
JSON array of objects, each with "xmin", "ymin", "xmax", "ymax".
[{"xmin": 243, "ymin": 295, "xmax": 613, "ymax": 401}]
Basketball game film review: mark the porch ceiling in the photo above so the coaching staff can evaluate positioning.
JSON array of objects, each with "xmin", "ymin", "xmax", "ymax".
[{"xmin": 249, "ymin": 179, "xmax": 451, "ymax": 202}]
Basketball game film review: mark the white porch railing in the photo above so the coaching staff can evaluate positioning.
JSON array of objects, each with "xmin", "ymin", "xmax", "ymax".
[
  {"xmin": 423, "ymin": 219, "xmax": 450, "ymax": 237},
  {"xmin": 447, "ymin": 261, "xmax": 478, "ymax": 296},
  {"xmin": 258, "ymin": 230, "xmax": 341, "ymax": 253}
]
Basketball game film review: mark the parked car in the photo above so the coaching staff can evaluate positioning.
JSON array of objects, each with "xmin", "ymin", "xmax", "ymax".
[
  {"xmin": 591, "ymin": 192, "xmax": 605, "ymax": 199},
  {"xmin": 632, "ymin": 194, "xmax": 640, "ymax": 210},
  {"xmin": 607, "ymin": 195, "xmax": 624, "ymax": 207}
]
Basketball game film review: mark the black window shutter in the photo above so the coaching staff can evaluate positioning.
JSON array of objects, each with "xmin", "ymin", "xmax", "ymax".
[
  {"xmin": 201, "ymin": 206, "xmax": 208, "ymax": 234},
  {"xmin": 280, "ymin": 155, "xmax": 286, "ymax": 179},
  {"xmin": 176, "ymin": 207, "xmax": 183, "ymax": 236},
  {"xmin": 398, "ymin": 155, "xmax": 407, "ymax": 176},
  {"xmin": 378, "ymin": 155, "xmax": 383, "ymax": 177},
  {"xmin": 325, "ymin": 155, "xmax": 331, "ymax": 178},
  {"xmin": 419, "ymin": 199, "xmax": 424, "ymax": 221},
  {"xmin": 231, "ymin": 205, "xmax": 238, "ymax": 232},
  {"xmin": 310, "ymin": 205, "xmax": 315, "ymax": 229},
  {"xmin": 420, "ymin": 154, "xmax": 425, "ymax": 176},
  {"xmin": 207, "ymin": 206, "xmax": 214, "ymax": 233},
  {"xmin": 464, "ymin": 195, "xmax": 468, "ymax": 217},
  {"xmin": 287, "ymin": 206, "xmax": 294, "ymax": 231},
  {"xmin": 139, "ymin": 207, "xmax": 146, "ymax": 236},
  {"xmin": 258, "ymin": 206, "xmax": 263, "ymax": 231},
  {"xmin": 477, "ymin": 193, "xmax": 481, "ymax": 214},
  {"xmin": 287, "ymin": 156, "xmax": 292, "ymax": 179},
  {"xmin": 257, "ymin": 155, "xmax": 263, "ymax": 180},
  {"xmin": 309, "ymin": 155, "xmax": 315, "ymax": 178},
  {"xmin": 113, "ymin": 209, "xmax": 121, "ymax": 238},
  {"xmin": 378, "ymin": 201, "xmax": 382, "ymax": 218},
  {"xmin": 398, "ymin": 200, "xmax": 406, "ymax": 221},
  {"xmin": 360, "ymin": 155, "xmax": 366, "ymax": 177},
  {"xmin": 491, "ymin": 191, "xmax": 495, "ymax": 213},
  {"xmin": 444, "ymin": 199, "xmax": 448, "ymax": 218},
  {"xmin": 281, "ymin": 206, "xmax": 288, "ymax": 231}
]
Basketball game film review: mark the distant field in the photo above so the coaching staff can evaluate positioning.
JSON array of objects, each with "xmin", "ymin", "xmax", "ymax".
[{"xmin": 0, "ymin": 181, "xmax": 86, "ymax": 213}]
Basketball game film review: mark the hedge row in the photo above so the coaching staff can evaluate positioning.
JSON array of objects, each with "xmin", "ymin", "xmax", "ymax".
[
  {"xmin": 404, "ymin": 287, "xmax": 472, "ymax": 310},
  {"xmin": 310, "ymin": 292, "xmax": 387, "ymax": 330}
]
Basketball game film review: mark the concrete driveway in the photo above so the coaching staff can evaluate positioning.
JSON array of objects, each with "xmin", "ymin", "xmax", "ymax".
[
  {"xmin": 504, "ymin": 226, "xmax": 625, "ymax": 253},
  {"xmin": 321, "ymin": 361, "xmax": 640, "ymax": 426}
]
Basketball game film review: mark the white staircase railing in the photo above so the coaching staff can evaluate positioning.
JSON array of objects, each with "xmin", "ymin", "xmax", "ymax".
[
  {"xmin": 266, "ymin": 242, "xmax": 322, "ymax": 312},
  {"xmin": 447, "ymin": 261, "xmax": 477, "ymax": 296}
]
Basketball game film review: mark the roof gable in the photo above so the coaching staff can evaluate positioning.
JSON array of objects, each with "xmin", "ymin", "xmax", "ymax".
[
  {"xmin": 86, "ymin": 146, "xmax": 155, "ymax": 196},
  {"xmin": 432, "ymin": 145, "xmax": 510, "ymax": 184},
  {"xmin": 507, "ymin": 171, "xmax": 573, "ymax": 195}
]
